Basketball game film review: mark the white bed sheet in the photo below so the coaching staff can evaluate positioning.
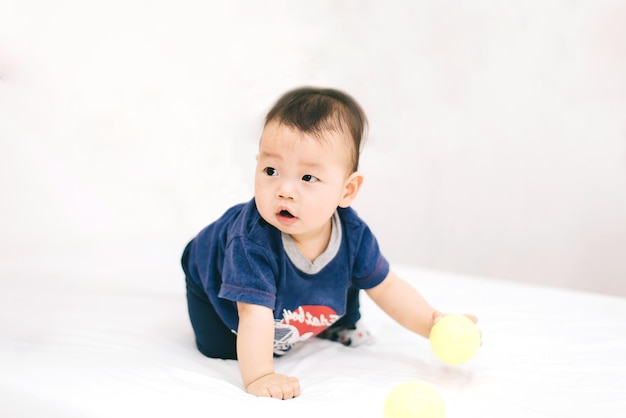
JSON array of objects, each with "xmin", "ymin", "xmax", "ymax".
[{"xmin": 1, "ymin": 243, "xmax": 625, "ymax": 417}]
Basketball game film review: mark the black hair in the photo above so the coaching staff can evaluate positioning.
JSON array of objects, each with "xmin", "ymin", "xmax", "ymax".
[{"xmin": 264, "ymin": 86, "xmax": 368, "ymax": 172}]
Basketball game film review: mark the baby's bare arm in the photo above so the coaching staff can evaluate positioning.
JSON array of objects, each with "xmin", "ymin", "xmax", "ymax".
[
  {"xmin": 365, "ymin": 270, "xmax": 440, "ymax": 338},
  {"xmin": 236, "ymin": 302, "xmax": 300, "ymax": 399}
]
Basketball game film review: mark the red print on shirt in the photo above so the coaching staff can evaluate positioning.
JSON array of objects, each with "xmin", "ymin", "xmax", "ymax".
[{"xmin": 281, "ymin": 305, "xmax": 339, "ymax": 338}]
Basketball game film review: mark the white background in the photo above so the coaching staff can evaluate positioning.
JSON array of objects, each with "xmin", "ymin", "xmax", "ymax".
[{"xmin": 1, "ymin": 0, "xmax": 625, "ymax": 296}]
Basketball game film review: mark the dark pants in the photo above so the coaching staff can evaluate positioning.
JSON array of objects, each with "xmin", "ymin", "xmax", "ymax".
[
  {"xmin": 182, "ymin": 241, "xmax": 237, "ymax": 360},
  {"xmin": 186, "ymin": 275, "xmax": 238, "ymax": 359}
]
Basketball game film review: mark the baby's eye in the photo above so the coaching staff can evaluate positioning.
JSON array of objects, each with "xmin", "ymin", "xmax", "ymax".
[
  {"xmin": 264, "ymin": 167, "xmax": 278, "ymax": 176},
  {"xmin": 302, "ymin": 174, "xmax": 319, "ymax": 183}
]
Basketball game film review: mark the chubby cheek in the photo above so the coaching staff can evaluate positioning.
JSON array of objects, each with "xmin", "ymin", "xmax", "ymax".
[
  {"xmin": 254, "ymin": 185, "xmax": 273, "ymax": 217},
  {"xmin": 256, "ymin": 193, "xmax": 273, "ymax": 215},
  {"xmin": 302, "ymin": 194, "xmax": 336, "ymax": 222}
]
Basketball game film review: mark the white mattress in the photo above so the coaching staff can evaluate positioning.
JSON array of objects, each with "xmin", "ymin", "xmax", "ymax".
[{"xmin": 2, "ymin": 244, "xmax": 625, "ymax": 417}]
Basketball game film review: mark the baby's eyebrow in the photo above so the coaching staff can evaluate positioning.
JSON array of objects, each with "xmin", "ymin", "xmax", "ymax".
[
  {"xmin": 259, "ymin": 150, "xmax": 322, "ymax": 169},
  {"xmin": 299, "ymin": 161, "xmax": 324, "ymax": 170},
  {"xmin": 258, "ymin": 150, "xmax": 282, "ymax": 160}
]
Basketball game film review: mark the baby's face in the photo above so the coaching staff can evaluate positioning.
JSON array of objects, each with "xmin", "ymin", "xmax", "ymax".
[{"xmin": 255, "ymin": 121, "xmax": 354, "ymax": 241}]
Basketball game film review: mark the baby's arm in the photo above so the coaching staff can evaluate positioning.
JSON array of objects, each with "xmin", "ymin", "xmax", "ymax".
[
  {"xmin": 236, "ymin": 302, "xmax": 300, "ymax": 399},
  {"xmin": 365, "ymin": 270, "xmax": 441, "ymax": 338}
]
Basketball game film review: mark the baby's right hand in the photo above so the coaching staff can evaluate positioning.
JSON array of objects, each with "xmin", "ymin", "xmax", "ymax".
[{"xmin": 245, "ymin": 373, "xmax": 301, "ymax": 399}]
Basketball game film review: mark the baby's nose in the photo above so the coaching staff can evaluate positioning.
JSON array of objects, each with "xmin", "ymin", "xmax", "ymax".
[{"xmin": 277, "ymin": 181, "xmax": 297, "ymax": 200}]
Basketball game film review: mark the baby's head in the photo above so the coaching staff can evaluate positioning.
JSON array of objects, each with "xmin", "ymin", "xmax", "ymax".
[
  {"xmin": 255, "ymin": 87, "xmax": 368, "ymax": 238},
  {"xmin": 264, "ymin": 87, "xmax": 368, "ymax": 173}
]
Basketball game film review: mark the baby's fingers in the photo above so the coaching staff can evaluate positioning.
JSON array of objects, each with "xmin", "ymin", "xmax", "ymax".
[
  {"xmin": 248, "ymin": 374, "xmax": 300, "ymax": 400},
  {"xmin": 464, "ymin": 313, "xmax": 478, "ymax": 324},
  {"xmin": 276, "ymin": 377, "xmax": 300, "ymax": 399},
  {"xmin": 267, "ymin": 383, "xmax": 297, "ymax": 399}
]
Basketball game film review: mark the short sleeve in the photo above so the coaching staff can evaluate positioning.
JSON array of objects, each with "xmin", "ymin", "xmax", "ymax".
[
  {"xmin": 351, "ymin": 224, "xmax": 390, "ymax": 290},
  {"xmin": 219, "ymin": 236, "xmax": 279, "ymax": 309}
]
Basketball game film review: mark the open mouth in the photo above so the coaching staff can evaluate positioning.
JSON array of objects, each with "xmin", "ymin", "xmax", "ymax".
[{"xmin": 279, "ymin": 209, "xmax": 295, "ymax": 218}]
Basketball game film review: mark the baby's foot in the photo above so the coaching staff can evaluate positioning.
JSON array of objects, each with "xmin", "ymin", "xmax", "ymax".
[{"xmin": 318, "ymin": 321, "xmax": 374, "ymax": 347}]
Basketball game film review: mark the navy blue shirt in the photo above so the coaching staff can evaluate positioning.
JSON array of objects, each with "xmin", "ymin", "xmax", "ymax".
[{"xmin": 183, "ymin": 198, "xmax": 389, "ymax": 354}]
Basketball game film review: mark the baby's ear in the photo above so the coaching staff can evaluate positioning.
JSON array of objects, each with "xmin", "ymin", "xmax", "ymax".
[{"xmin": 339, "ymin": 172, "xmax": 364, "ymax": 208}]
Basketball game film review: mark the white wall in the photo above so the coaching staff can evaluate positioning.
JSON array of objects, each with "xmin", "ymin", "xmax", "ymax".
[{"xmin": 1, "ymin": 1, "xmax": 625, "ymax": 296}]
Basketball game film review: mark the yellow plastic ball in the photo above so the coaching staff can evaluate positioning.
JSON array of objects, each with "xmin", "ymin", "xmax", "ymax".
[
  {"xmin": 383, "ymin": 381, "xmax": 446, "ymax": 418},
  {"xmin": 429, "ymin": 314, "xmax": 480, "ymax": 365}
]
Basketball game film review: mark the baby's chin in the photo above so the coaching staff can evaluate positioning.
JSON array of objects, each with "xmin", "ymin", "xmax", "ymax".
[{"xmin": 270, "ymin": 218, "xmax": 299, "ymax": 234}]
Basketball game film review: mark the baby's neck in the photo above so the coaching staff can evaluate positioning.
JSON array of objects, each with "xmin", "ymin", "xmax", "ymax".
[{"xmin": 290, "ymin": 221, "xmax": 332, "ymax": 262}]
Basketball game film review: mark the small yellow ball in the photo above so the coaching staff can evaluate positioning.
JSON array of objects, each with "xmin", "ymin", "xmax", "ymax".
[
  {"xmin": 383, "ymin": 381, "xmax": 446, "ymax": 418},
  {"xmin": 429, "ymin": 314, "xmax": 480, "ymax": 365}
]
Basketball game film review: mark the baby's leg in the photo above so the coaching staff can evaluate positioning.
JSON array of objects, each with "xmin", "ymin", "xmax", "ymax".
[
  {"xmin": 185, "ymin": 276, "xmax": 237, "ymax": 359},
  {"xmin": 317, "ymin": 286, "xmax": 373, "ymax": 347}
]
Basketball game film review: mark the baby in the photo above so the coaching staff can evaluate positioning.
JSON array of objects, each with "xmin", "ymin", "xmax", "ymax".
[{"xmin": 181, "ymin": 86, "xmax": 477, "ymax": 399}]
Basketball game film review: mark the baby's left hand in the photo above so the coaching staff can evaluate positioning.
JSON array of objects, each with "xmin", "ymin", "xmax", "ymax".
[
  {"xmin": 431, "ymin": 311, "xmax": 482, "ymax": 345},
  {"xmin": 432, "ymin": 311, "xmax": 477, "ymax": 324}
]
